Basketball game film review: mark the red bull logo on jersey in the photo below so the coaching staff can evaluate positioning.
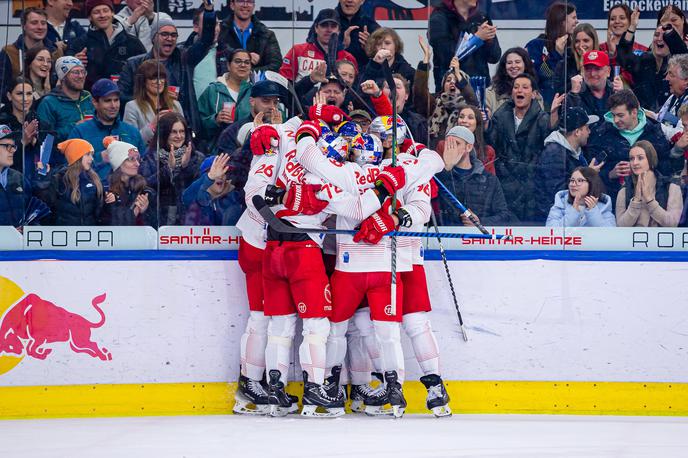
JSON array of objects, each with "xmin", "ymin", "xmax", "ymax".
[{"xmin": 0, "ymin": 276, "xmax": 112, "ymax": 376}]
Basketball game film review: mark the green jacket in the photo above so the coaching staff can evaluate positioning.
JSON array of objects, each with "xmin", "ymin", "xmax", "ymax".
[{"xmin": 197, "ymin": 77, "xmax": 252, "ymax": 140}]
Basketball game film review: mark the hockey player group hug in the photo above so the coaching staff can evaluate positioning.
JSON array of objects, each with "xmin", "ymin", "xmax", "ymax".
[{"xmin": 231, "ymin": 78, "xmax": 463, "ymax": 418}]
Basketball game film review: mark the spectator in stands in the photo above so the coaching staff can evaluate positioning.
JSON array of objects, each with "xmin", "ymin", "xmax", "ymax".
[
  {"xmin": 0, "ymin": 7, "xmax": 60, "ymax": 97},
  {"xmin": 23, "ymin": 45, "xmax": 53, "ymax": 100},
  {"xmin": 487, "ymin": 73, "xmax": 553, "ymax": 224},
  {"xmin": 670, "ymin": 104, "xmax": 688, "ymax": 171},
  {"xmin": 0, "ymin": 126, "xmax": 28, "ymax": 226},
  {"xmin": 455, "ymin": 104, "xmax": 495, "ymax": 175},
  {"xmin": 616, "ymin": 140, "xmax": 682, "ymax": 227},
  {"xmin": 361, "ymin": 28, "xmax": 415, "ymax": 87},
  {"xmin": 182, "ymin": 153, "xmax": 244, "ymax": 226},
  {"xmin": 217, "ymin": 0, "xmax": 282, "ymax": 73},
  {"xmin": 295, "ymin": 59, "xmax": 358, "ymax": 114},
  {"xmin": 536, "ymin": 107, "xmax": 598, "ymax": 221},
  {"xmin": 115, "ymin": 0, "xmax": 165, "ymax": 52},
  {"xmin": 0, "ymin": 77, "xmax": 40, "ymax": 175},
  {"xmin": 118, "ymin": 5, "xmax": 216, "ymax": 133},
  {"xmin": 525, "ymin": 2, "xmax": 577, "ymax": 108},
  {"xmin": 337, "ymin": 0, "xmax": 380, "ymax": 69},
  {"xmin": 68, "ymin": 78, "xmax": 145, "ymax": 180},
  {"xmin": 349, "ymin": 109, "xmax": 372, "ymax": 132},
  {"xmin": 123, "ymin": 60, "xmax": 183, "ymax": 144},
  {"xmin": 587, "ymin": 90, "xmax": 676, "ymax": 200},
  {"xmin": 101, "ymin": 136, "xmax": 154, "ymax": 226},
  {"xmin": 66, "ymin": 0, "xmax": 145, "ymax": 91},
  {"xmin": 279, "ymin": 8, "xmax": 357, "ymax": 83},
  {"xmin": 198, "ymin": 49, "xmax": 253, "ymax": 150},
  {"xmin": 554, "ymin": 23, "xmax": 599, "ymax": 95},
  {"xmin": 649, "ymin": 54, "xmax": 688, "ymax": 141},
  {"xmin": 140, "ymin": 112, "xmax": 203, "ymax": 225},
  {"xmin": 485, "ymin": 47, "xmax": 543, "ymax": 116},
  {"xmin": 36, "ymin": 56, "xmax": 94, "ymax": 166},
  {"xmin": 43, "ymin": 0, "xmax": 85, "ymax": 50},
  {"xmin": 599, "ymin": 3, "xmax": 647, "ymax": 87},
  {"xmin": 190, "ymin": 6, "xmax": 222, "ymax": 101},
  {"xmin": 389, "ymin": 73, "xmax": 426, "ymax": 143},
  {"xmin": 44, "ymin": 138, "xmax": 105, "ymax": 225},
  {"xmin": 566, "ymin": 50, "xmax": 620, "ymax": 122},
  {"xmin": 658, "ymin": 5, "xmax": 688, "ymax": 42},
  {"xmin": 428, "ymin": 0, "xmax": 500, "ymax": 90},
  {"xmin": 546, "ymin": 166, "xmax": 616, "ymax": 227},
  {"xmin": 435, "ymin": 125, "xmax": 510, "ymax": 226}
]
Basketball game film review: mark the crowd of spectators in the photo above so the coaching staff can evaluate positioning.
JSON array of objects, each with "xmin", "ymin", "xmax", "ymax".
[{"xmin": 2, "ymin": 0, "xmax": 688, "ymax": 230}]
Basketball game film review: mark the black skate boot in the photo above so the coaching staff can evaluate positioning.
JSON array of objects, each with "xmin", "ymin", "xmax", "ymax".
[
  {"xmin": 420, "ymin": 374, "xmax": 452, "ymax": 417},
  {"xmin": 267, "ymin": 370, "xmax": 294, "ymax": 417},
  {"xmin": 233, "ymin": 373, "xmax": 270, "ymax": 415},
  {"xmin": 301, "ymin": 371, "xmax": 345, "ymax": 418},
  {"xmin": 384, "ymin": 371, "xmax": 407, "ymax": 418},
  {"xmin": 323, "ymin": 365, "xmax": 347, "ymax": 404}
]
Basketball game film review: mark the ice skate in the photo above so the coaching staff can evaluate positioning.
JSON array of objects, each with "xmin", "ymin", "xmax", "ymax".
[
  {"xmin": 385, "ymin": 371, "xmax": 406, "ymax": 418},
  {"xmin": 323, "ymin": 365, "xmax": 347, "ymax": 404},
  {"xmin": 266, "ymin": 370, "xmax": 295, "ymax": 417},
  {"xmin": 350, "ymin": 383, "xmax": 389, "ymax": 414},
  {"xmin": 300, "ymin": 371, "xmax": 345, "ymax": 418},
  {"xmin": 420, "ymin": 374, "xmax": 452, "ymax": 418},
  {"xmin": 233, "ymin": 374, "xmax": 270, "ymax": 415}
]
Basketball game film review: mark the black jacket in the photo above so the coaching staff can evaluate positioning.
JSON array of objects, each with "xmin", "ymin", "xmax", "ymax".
[
  {"xmin": 565, "ymin": 81, "xmax": 614, "ymax": 122},
  {"xmin": 0, "ymin": 168, "xmax": 26, "ymax": 226},
  {"xmin": 486, "ymin": 100, "xmax": 552, "ymax": 224},
  {"xmin": 428, "ymin": 3, "xmax": 501, "ymax": 90},
  {"xmin": 40, "ymin": 168, "xmax": 104, "ymax": 226},
  {"xmin": 66, "ymin": 25, "xmax": 146, "ymax": 91},
  {"xmin": 217, "ymin": 14, "xmax": 282, "ymax": 72},
  {"xmin": 435, "ymin": 155, "xmax": 512, "ymax": 226},
  {"xmin": 335, "ymin": 4, "xmax": 381, "ymax": 69},
  {"xmin": 360, "ymin": 54, "xmax": 416, "ymax": 89}
]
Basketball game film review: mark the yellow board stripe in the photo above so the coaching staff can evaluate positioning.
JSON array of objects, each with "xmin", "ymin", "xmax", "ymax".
[{"xmin": 0, "ymin": 381, "xmax": 686, "ymax": 419}]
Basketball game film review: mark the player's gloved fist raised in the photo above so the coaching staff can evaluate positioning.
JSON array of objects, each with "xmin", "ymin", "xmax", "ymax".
[
  {"xmin": 250, "ymin": 125, "xmax": 279, "ymax": 156},
  {"xmin": 264, "ymin": 184, "xmax": 286, "ymax": 206},
  {"xmin": 296, "ymin": 120, "xmax": 321, "ymax": 142},
  {"xmin": 309, "ymin": 104, "xmax": 348, "ymax": 125},
  {"xmin": 353, "ymin": 207, "xmax": 396, "ymax": 244},
  {"xmin": 400, "ymin": 139, "xmax": 426, "ymax": 156},
  {"xmin": 284, "ymin": 183, "xmax": 329, "ymax": 215},
  {"xmin": 375, "ymin": 165, "xmax": 406, "ymax": 195}
]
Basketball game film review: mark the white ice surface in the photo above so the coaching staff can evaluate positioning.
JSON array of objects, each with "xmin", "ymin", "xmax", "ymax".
[{"xmin": 1, "ymin": 414, "xmax": 687, "ymax": 458}]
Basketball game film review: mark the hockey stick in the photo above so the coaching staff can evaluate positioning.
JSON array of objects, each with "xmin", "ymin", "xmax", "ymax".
[
  {"xmin": 429, "ymin": 209, "xmax": 468, "ymax": 342},
  {"xmin": 433, "ymin": 176, "xmax": 501, "ymax": 237},
  {"xmin": 252, "ymin": 195, "xmax": 507, "ymax": 240}
]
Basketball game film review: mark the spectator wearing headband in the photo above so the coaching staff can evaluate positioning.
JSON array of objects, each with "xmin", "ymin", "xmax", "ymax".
[
  {"xmin": 217, "ymin": 0, "xmax": 282, "ymax": 73},
  {"xmin": 66, "ymin": 0, "xmax": 145, "ymax": 91}
]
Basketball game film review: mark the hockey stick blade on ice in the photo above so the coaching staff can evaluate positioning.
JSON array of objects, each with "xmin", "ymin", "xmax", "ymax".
[{"xmin": 252, "ymin": 195, "xmax": 509, "ymax": 240}]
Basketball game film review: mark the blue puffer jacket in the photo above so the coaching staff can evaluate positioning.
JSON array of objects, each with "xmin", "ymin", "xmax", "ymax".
[
  {"xmin": 182, "ymin": 174, "xmax": 244, "ymax": 226},
  {"xmin": 546, "ymin": 190, "xmax": 616, "ymax": 227},
  {"xmin": 0, "ymin": 168, "xmax": 26, "ymax": 226}
]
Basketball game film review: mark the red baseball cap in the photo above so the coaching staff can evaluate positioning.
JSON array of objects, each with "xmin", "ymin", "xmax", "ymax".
[{"xmin": 582, "ymin": 50, "xmax": 610, "ymax": 68}]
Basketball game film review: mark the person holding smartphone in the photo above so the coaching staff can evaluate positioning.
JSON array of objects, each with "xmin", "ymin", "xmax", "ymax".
[{"xmin": 546, "ymin": 166, "xmax": 615, "ymax": 227}]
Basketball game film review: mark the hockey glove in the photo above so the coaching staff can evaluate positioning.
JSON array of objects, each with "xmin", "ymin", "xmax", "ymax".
[
  {"xmin": 309, "ymin": 104, "xmax": 348, "ymax": 125},
  {"xmin": 353, "ymin": 207, "xmax": 396, "ymax": 244},
  {"xmin": 250, "ymin": 125, "xmax": 280, "ymax": 156},
  {"xmin": 400, "ymin": 139, "xmax": 426, "ymax": 156},
  {"xmin": 296, "ymin": 120, "xmax": 321, "ymax": 142},
  {"xmin": 284, "ymin": 183, "xmax": 329, "ymax": 215},
  {"xmin": 429, "ymin": 178, "xmax": 439, "ymax": 199},
  {"xmin": 395, "ymin": 207, "xmax": 413, "ymax": 228},
  {"xmin": 374, "ymin": 165, "xmax": 406, "ymax": 202},
  {"xmin": 264, "ymin": 184, "xmax": 286, "ymax": 206}
]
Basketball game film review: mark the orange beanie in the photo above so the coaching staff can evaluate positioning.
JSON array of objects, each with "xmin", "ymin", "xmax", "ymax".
[{"xmin": 57, "ymin": 139, "xmax": 94, "ymax": 166}]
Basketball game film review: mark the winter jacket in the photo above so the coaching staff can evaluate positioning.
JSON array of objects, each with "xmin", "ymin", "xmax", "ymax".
[
  {"xmin": 182, "ymin": 174, "xmax": 244, "ymax": 226},
  {"xmin": 535, "ymin": 130, "xmax": 589, "ymax": 222},
  {"xmin": 616, "ymin": 173, "xmax": 682, "ymax": 227},
  {"xmin": 35, "ymin": 87, "xmax": 95, "ymax": 166},
  {"xmin": 0, "ymin": 168, "xmax": 27, "ymax": 226},
  {"xmin": 428, "ymin": 1, "xmax": 500, "ymax": 90},
  {"xmin": 41, "ymin": 167, "xmax": 104, "ymax": 226},
  {"xmin": 486, "ymin": 100, "xmax": 552, "ymax": 224},
  {"xmin": 122, "ymin": 99, "xmax": 184, "ymax": 144},
  {"xmin": 546, "ymin": 190, "xmax": 616, "ymax": 227},
  {"xmin": 599, "ymin": 40, "xmax": 647, "ymax": 87},
  {"xmin": 68, "ymin": 117, "xmax": 146, "ymax": 180},
  {"xmin": 217, "ymin": 14, "xmax": 282, "ymax": 73},
  {"xmin": 586, "ymin": 112, "xmax": 678, "ymax": 200},
  {"xmin": 360, "ymin": 54, "xmax": 416, "ymax": 89},
  {"xmin": 0, "ymin": 106, "xmax": 41, "ymax": 175},
  {"xmin": 115, "ymin": 7, "xmax": 154, "ymax": 52},
  {"xmin": 335, "ymin": 4, "xmax": 381, "ymax": 69},
  {"xmin": 616, "ymin": 31, "xmax": 678, "ymax": 112},
  {"xmin": 101, "ymin": 179, "xmax": 156, "ymax": 226},
  {"xmin": 197, "ymin": 77, "xmax": 252, "ymax": 143},
  {"xmin": 565, "ymin": 80, "xmax": 614, "ymax": 122},
  {"xmin": 66, "ymin": 22, "xmax": 146, "ymax": 91},
  {"xmin": 140, "ymin": 146, "xmax": 204, "ymax": 226},
  {"xmin": 435, "ymin": 154, "xmax": 512, "ymax": 226},
  {"xmin": 400, "ymin": 106, "xmax": 428, "ymax": 145},
  {"xmin": 46, "ymin": 18, "xmax": 85, "ymax": 45},
  {"xmin": 279, "ymin": 42, "xmax": 358, "ymax": 83},
  {"xmin": 0, "ymin": 35, "xmax": 60, "ymax": 99},
  {"xmin": 524, "ymin": 35, "xmax": 564, "ymax": 109}
]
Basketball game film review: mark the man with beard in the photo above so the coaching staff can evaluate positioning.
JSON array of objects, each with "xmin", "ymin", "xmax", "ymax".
[
  {"xmin": 36, "ymin": 56, "xmax": 95, "ymax": 167},
  {"xmin": 567, "ymin": 51, "xmax": 617, "ymax": 122},
  {"xmin": 68, "ymin": 78, "xmax": 145, "ymax": 180}
]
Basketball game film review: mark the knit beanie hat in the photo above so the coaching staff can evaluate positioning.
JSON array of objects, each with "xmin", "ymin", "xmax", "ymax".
[
  {"xmin": 446, "ymin": 125, "xmax": 475, "ymax": 145},
  {"xmin": 150, "ymin": 14, "xmax": 176, "ymax": 41},
  {"xmin": 55, "ymin": 56, "xmax": 84, "ymax": 82},
  {"xmin": 58, "ymin": 139, "xmax": 94, "ymax": 166},
  {"xmin": 85, "ymin": 0, "xmax": 114, "ymax": 16},
  {"xmin": 102, "ymin": 136, "xmax": 138, "ymax": 171}
]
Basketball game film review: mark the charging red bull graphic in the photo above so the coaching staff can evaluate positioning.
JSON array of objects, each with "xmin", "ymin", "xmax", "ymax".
[{"xmin": 0, "ymin": 276, "xmax": 111, "ymax": 374}]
